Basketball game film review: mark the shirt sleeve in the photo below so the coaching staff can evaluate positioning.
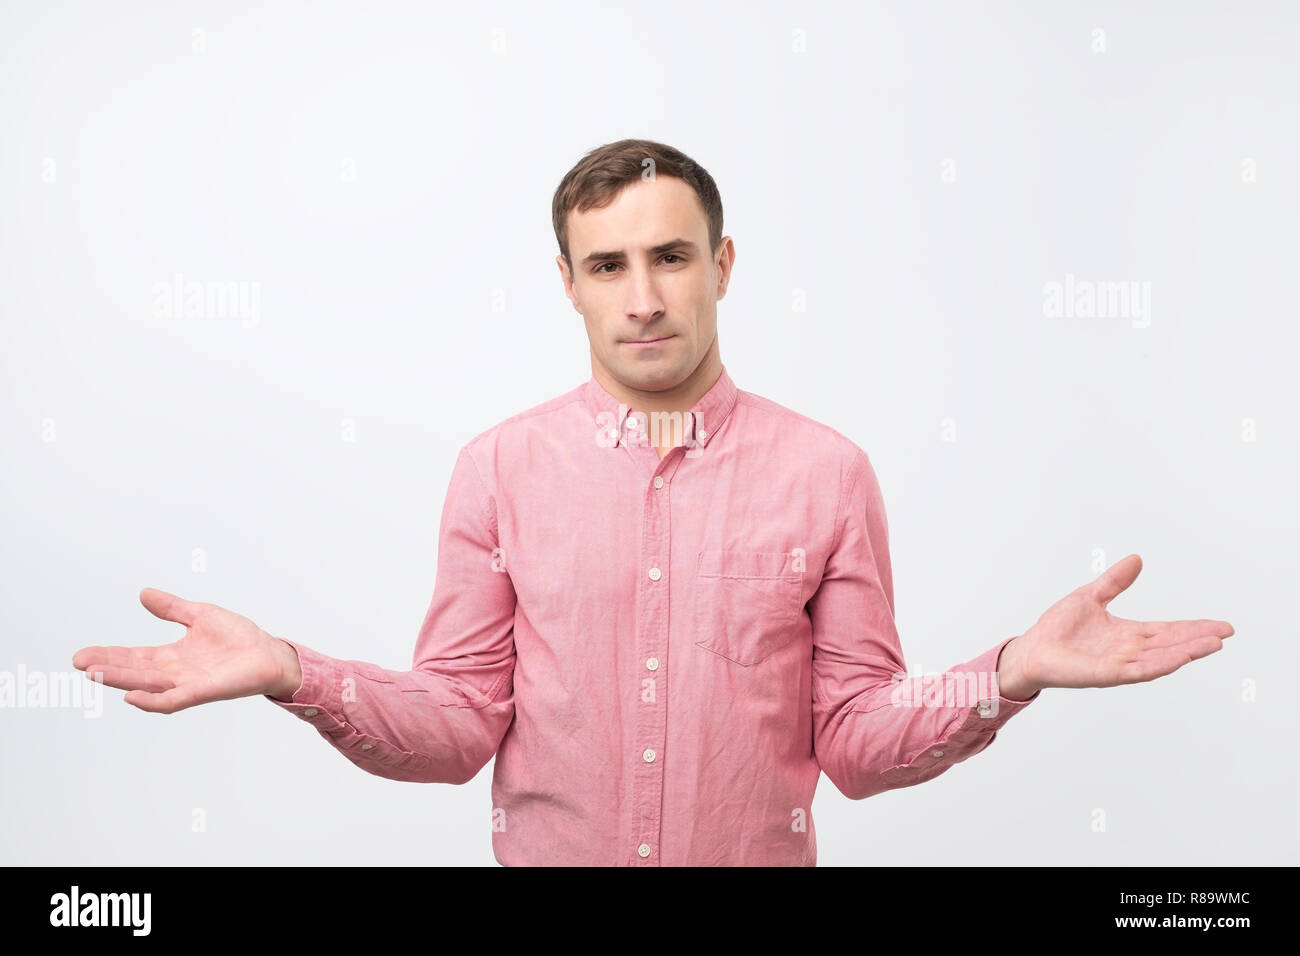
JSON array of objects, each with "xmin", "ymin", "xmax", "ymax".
[
  {"xmin": 264, "ymin": 444, "xmax": 517, "ymax": 784},
  {"xmin": 810, "ymin": 448, "xmax": 1039, "ymax": 800}
]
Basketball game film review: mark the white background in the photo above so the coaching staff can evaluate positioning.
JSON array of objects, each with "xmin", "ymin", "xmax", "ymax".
[{"xmin": 2, "ymin": 0, "xmax": 1296, "ymax": 865}]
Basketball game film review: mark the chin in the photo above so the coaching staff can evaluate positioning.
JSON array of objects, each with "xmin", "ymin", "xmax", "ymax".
[{"xmin": 624, "ymin": 363, "xmax": 687, "ymax": 391}]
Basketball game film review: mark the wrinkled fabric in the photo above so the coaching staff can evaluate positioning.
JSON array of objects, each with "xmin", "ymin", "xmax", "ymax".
[{"xmin": 267, "ymin": 365, "xmax": 1039, "ymax": 865}]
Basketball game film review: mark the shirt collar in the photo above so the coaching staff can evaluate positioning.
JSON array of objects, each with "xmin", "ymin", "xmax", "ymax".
[{"xmin": 583, "ymin": 364, "xmax": 738, "ymax": 451}]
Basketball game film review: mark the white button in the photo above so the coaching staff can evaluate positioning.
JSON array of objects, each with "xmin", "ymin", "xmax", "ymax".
[
  {"xmin": 646, "ymin": 657, "xmax": 659, "ymax": 671},
  {"xmin": 698, "ymin": 428, "xmax": 708, "ymax": 442},
  {"xmin": 643, "ymin": 748, "xmax": 656, "ymax": 762},
  {"xmin": 977, "ymin": 702, "xmax": 993, "ymax": 716},
  {"xmin": 303, "ymin": 708, "xmax": 318, "ymax": 717},
  {"xmin": 932, "ymin": 750, "xmax": 944, "ymax": 758},
  {"xmin": 637, "ymin": 843, "xmax": 651, "ymax": 858},
  {"xmin": 361, "ymin": 743, "xmax": 373, "ymax": 750},
  {"xmin": 653, "ymin": 476, "xmax": 664, "ymax": 489},
  {"xmin": 627, "ymin": 417, "xmax": 639, "ymax": 428},
  {"xmin": 648, "ymin": 567, "xmax": 661, "ymax": 581}
]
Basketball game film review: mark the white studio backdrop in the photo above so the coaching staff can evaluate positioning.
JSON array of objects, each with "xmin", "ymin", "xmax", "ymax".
[{"xmin": 1, "ymin": 0, "xmax": 1296, "ymax": 865}]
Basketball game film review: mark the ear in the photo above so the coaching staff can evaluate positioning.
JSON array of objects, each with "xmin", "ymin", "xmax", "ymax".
[
  {"xmin": 714, "ymin": 236, "xmax": 736, "ymax": 300},
  {"xmin": 556, "ymin": 255, "xmax": 582, "ymax": 314}
]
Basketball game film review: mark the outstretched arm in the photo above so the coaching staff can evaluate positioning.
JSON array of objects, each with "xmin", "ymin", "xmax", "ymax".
[
  {"xmin": 811, "ymin": 450, "xmax": 1232, "ymax": 801},
  {"xmin": 74, "ymin": 444, "xmax": 518, "ymax": 785}
]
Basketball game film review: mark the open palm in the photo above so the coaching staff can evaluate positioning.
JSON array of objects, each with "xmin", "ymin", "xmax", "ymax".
[
  {"xmin": 1016, "ymin": 554, "xmax": 1234, "ymax": 690},
  {"xmin": 72, "ymin": 588, "xmax": 287, "ymax": 714}
]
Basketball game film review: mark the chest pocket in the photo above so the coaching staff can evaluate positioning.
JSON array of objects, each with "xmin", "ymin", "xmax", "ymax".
[{"xmin": 694, "ymin": 550, "xmax": 804, "ymax": 666}]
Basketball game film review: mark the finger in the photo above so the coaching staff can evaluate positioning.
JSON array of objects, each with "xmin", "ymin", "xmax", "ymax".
[
  {"xmin": 1133, "ymin": 619, "xmax": 1235, "ymax": 648},
  {"xmin": 1119, "ymin": 634, "xmax": 1226, "ymax": 683},
  {"xmin": 73, "ymin": 645, "xmax": 161, "ymax": 671},
  {"xmin": 124, "ymin": 686, "xmax": 203, "ymax": 715},
  {"xmin": 139, "ymin": 587, "xmax": 198, "ymax": 626},
  {"xmin": 81, "ymin": 664, "xmax": 177, "ymax": 694},
  {"xmin": 1091, "ymin": 554, "xmax": 1143, "ymax": 606}
]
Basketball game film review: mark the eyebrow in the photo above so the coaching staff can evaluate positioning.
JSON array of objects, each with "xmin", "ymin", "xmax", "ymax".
[{"xmin": 580, "ymin": 238, "xmax": 699, "ymax": 266}]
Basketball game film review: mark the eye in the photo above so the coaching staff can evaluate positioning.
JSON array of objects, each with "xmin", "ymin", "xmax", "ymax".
[
  {"xmin": 594, "ymin": 262, "xmax": 621, "ymax": 274},
  {"xmin": 662, "ymin": 254, "xmax": 683, "ymax": 264}
]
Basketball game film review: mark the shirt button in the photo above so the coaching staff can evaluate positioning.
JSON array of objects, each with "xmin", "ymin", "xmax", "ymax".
[
  {"xmin": 648, "ymin": 567, "xmax": 661, "ymax": 581},
  {"xmin": 977, "ymin": 702, "xmax": 993, "ymax": 716},
  {"xmin": 653, "ymin": 476, "xmax": 664, "ymax": 489},
  {"xmin": 646, "ymin": 657, "xmax": 659, "ymax": 671},
  {"xmin": 303, "ymin": 708, "xmax": 318, "ymax": 717},
  {"xmin": 643, "ymin": 748, "xmax": 656, "ymax": 762},
  {"xmin": 698, "ymin": 428, "xmax": 708, "ymax": 443},
  {"xmin": 637, "ymin": 843, "xmax": 651, "ymax": 858},
  {"xmin": 361, "ymin": 743, "xmax": 374, "ymax": 750},
  {"xmin": 932, "ymin": 750, "xmax": 944, "ymax": 758}
]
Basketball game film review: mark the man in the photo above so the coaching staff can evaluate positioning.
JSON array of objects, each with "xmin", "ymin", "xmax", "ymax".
[{"xmin": 72, "ymin": 139, "xmax": 1234, "ymax": 866}]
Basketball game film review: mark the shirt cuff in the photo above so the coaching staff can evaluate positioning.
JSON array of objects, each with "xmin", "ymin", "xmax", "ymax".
[
  {"xmin": 264, "ymin": 638, "xmax": 345, "ymax": 728},
  {"xmin": 950, "ymin": 635, "xmax": 1041, "ymax": 727}
]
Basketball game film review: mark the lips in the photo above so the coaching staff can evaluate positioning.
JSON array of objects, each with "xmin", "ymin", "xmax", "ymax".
[{"xmin": 623, "ymin": 335, "xmax": 674, "ymax": 344}]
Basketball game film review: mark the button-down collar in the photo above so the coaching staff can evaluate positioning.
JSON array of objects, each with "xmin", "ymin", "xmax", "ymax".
[{"xmin": 582, "ymin": 363, "xmax": 739, "ymax": 451}]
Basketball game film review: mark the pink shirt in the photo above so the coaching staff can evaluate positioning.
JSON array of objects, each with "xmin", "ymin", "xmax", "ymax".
[{"xmin": 268, "ymin": 365, "xmax": 1039, "ymax": 865}]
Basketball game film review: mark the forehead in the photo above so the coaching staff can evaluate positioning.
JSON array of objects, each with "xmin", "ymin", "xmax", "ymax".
[{"xmin": 567, "ymin": 175, "xmax": 708, "ymax": 253}]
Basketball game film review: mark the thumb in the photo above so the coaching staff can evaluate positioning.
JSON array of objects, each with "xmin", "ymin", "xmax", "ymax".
[
  {"xmin": 140, "ymin": 587, "xmax": 198, "ymax": 626},
  {"xmin": 1091, "ymin": 553, "xmax": 1142, "ymax": 606}
]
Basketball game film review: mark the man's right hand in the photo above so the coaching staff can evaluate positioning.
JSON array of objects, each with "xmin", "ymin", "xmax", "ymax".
[{"xmin": 72, "ymin": 588, "xmax": 304, "ymax": 714}]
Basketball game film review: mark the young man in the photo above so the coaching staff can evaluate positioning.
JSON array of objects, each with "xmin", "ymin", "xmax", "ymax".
[{"xmin": 73, "ymin": 139, "xmax": 1233, "ymax": 866}]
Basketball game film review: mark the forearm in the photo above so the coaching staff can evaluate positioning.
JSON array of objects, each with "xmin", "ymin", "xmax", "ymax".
[
  {"xmin": 814, "ymin": 637, "xmax": 1039, "ymax": 800},
  {"xmin": 265, "ymin": 636, "xmax": 514, "ymax": 784}
]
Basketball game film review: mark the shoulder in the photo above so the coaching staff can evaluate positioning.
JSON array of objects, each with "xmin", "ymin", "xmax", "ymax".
[
  {"xmin": 452, "ymin": 382, "xmax": 589, "ymax": 477},
  {"xmin": 733, "ymin": 387, "xmax": 873, "ymax": 477}
]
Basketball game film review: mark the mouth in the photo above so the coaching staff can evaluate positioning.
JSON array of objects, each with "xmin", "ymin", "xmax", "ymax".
[{"xmin": 621, "ymin": 335, "xmax": 675, "ymax": 347}]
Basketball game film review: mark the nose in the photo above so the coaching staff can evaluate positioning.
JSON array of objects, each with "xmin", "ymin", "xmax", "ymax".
[{"xmin": 624, "ymin": 265, "xmax": 666, "ymax": 325}]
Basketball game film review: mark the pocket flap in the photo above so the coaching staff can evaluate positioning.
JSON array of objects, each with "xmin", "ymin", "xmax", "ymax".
[{"xmin": 699, "ymin": 549, "xmax": 799, "ymax": 579}]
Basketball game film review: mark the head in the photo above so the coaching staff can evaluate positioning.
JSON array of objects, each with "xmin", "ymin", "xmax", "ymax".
[{"xmin": 553, "ymin": 139, "xmax": 734, "ymax": 397}]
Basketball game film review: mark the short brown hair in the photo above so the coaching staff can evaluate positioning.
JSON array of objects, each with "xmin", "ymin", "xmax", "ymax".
[{"xmin": 551, "ymin": 138, "xmax": 724, "ymax": 270}]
